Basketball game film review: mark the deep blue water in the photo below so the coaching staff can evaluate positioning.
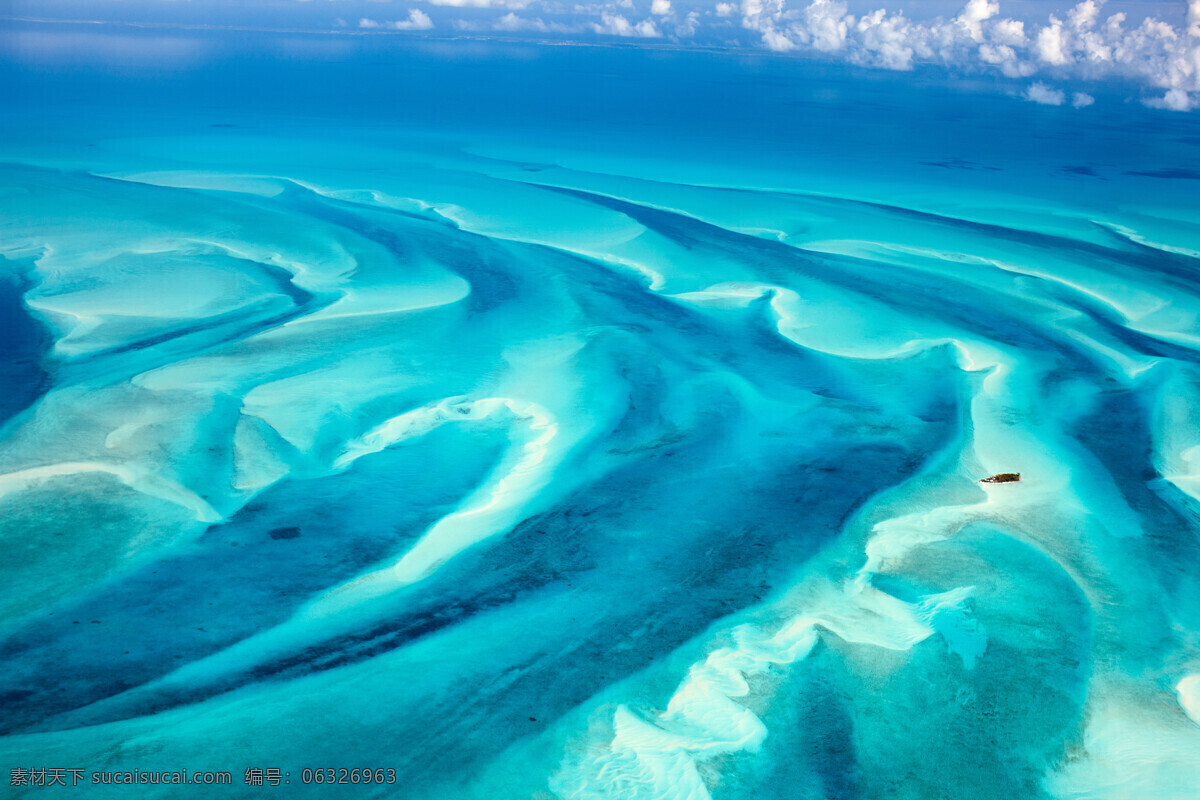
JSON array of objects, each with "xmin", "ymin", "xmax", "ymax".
[{"xmin": 0, "ymin": 263, "xmax": 49, "ymax": 426}]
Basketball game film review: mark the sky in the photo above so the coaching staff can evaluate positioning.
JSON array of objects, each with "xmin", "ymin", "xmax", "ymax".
[{"xmin": 3, "ymin": 0, "xmax": 1200, "ymax": 110}]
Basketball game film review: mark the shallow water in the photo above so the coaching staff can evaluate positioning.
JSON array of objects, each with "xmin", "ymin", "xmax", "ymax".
[{"xmin": 0, "ymin": 27, "xmax": 1198, "ymax": 800}]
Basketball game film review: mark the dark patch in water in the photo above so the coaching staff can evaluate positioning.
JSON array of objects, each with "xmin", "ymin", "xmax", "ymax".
[
  {"xmin": 0, "ymin": 260, "xmax": 52, "ymax": 426},
  {"xmin": 795, "ymin": 671, "xmax": 860, "ymax": 799},
  {"xmin": 1062, "ymin": 165, "xmax": 1105, "ymax": 178},
  {"xmin": 1124, "ymin": 167, "xmax": 1200, "ymax": 180},
  {"xmin": 268, "ymin": 526, "xmax": 302, "ymax": 540},
  {"xmin": 0, "ymin": 689, "xmax": 35, "ymax": 704},
  {"xmin": 919, "ymin": 158, "xmax": 1002, "ymax": 172}
]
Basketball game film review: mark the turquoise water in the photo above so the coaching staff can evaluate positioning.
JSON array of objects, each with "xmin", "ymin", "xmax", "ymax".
[{"xmin": 1, "ymin": 26, "xmax": 1199, "ymax": 799}]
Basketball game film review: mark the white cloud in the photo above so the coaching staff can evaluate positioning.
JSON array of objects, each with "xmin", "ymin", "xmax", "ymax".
[
  {"xmin": 853, "ymin": 9, "xmax": 917, "ymax": 69},
  {"xmin": 1035, "ymin": 15, "xmax": 1071, "ymax": 64},
  {"xmin": 592, "ymin": 11, "xmax": 662, "ymax": 36},
  {"xmin": 1025, "ymin": 81, "xmax": 1066, "ymax": 104},
  {"xmin": 635, "ymin": 17, "xmax": 662, "ymax": 35},
  {"xmin": 358, "ymin": 11, "xmax": 433, "ymax": 30},
  {"xmin": 1147, "ymin": 87, "xmax": 1197, "ymax": 111},
  {"xmin": 494, "ymin": 11, "xmax": 540, "ymax": 30},
  {"xmin": 802, "ymin": 0, "xmax": 851, "ymax": 51},
  {"xmin": 1068, "ymin": 0, "xmax": 1102, "ymax": 31},
  {"xmin": 353, "ymin": 0, "xmax": 1200, "ymax": 111},
  {"xmin": 978, "ymin": 43, "xmax": 1034, "ymax": 77},
  {"xmin": 990, "ymin": 17, "xmax": 1026, "ymax": 46},
  {"xmin": 957, "ymin": 0, "xmax": 997, "ymax": 43},
  {"xmin": 729, "ymin": 0, "xmax": 1200, "ymax": 111},
  {"xmin": 761, "ymin": 28, "xmax": 796, "ymax": 51},
  {"xmin": 675, "ymin": 10, "xmax": 701, "ymax": 36},
  {"xmin": 390, "ymin": 9, "xmax": 434, "ymax": 29},
  {"xmin": 492, "ymin": 11, "xmax": 580, "ymax": 32}
]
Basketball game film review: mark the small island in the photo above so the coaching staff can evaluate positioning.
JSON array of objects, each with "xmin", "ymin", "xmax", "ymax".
[{"xmin": 980, "ymin": 473, "xmax": 1021, "ymax": 484}]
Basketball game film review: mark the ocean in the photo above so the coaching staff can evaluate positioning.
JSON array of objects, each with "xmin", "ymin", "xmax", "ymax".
[{"xmin": 0, "ymin": 22, "xmax": 1198, "ymax": 799}]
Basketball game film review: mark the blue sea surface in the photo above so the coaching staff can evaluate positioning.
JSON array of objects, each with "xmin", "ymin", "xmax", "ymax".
[{"xmin": 0, "ymin": 23, "xmax": 1199, "ymax": 799}]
